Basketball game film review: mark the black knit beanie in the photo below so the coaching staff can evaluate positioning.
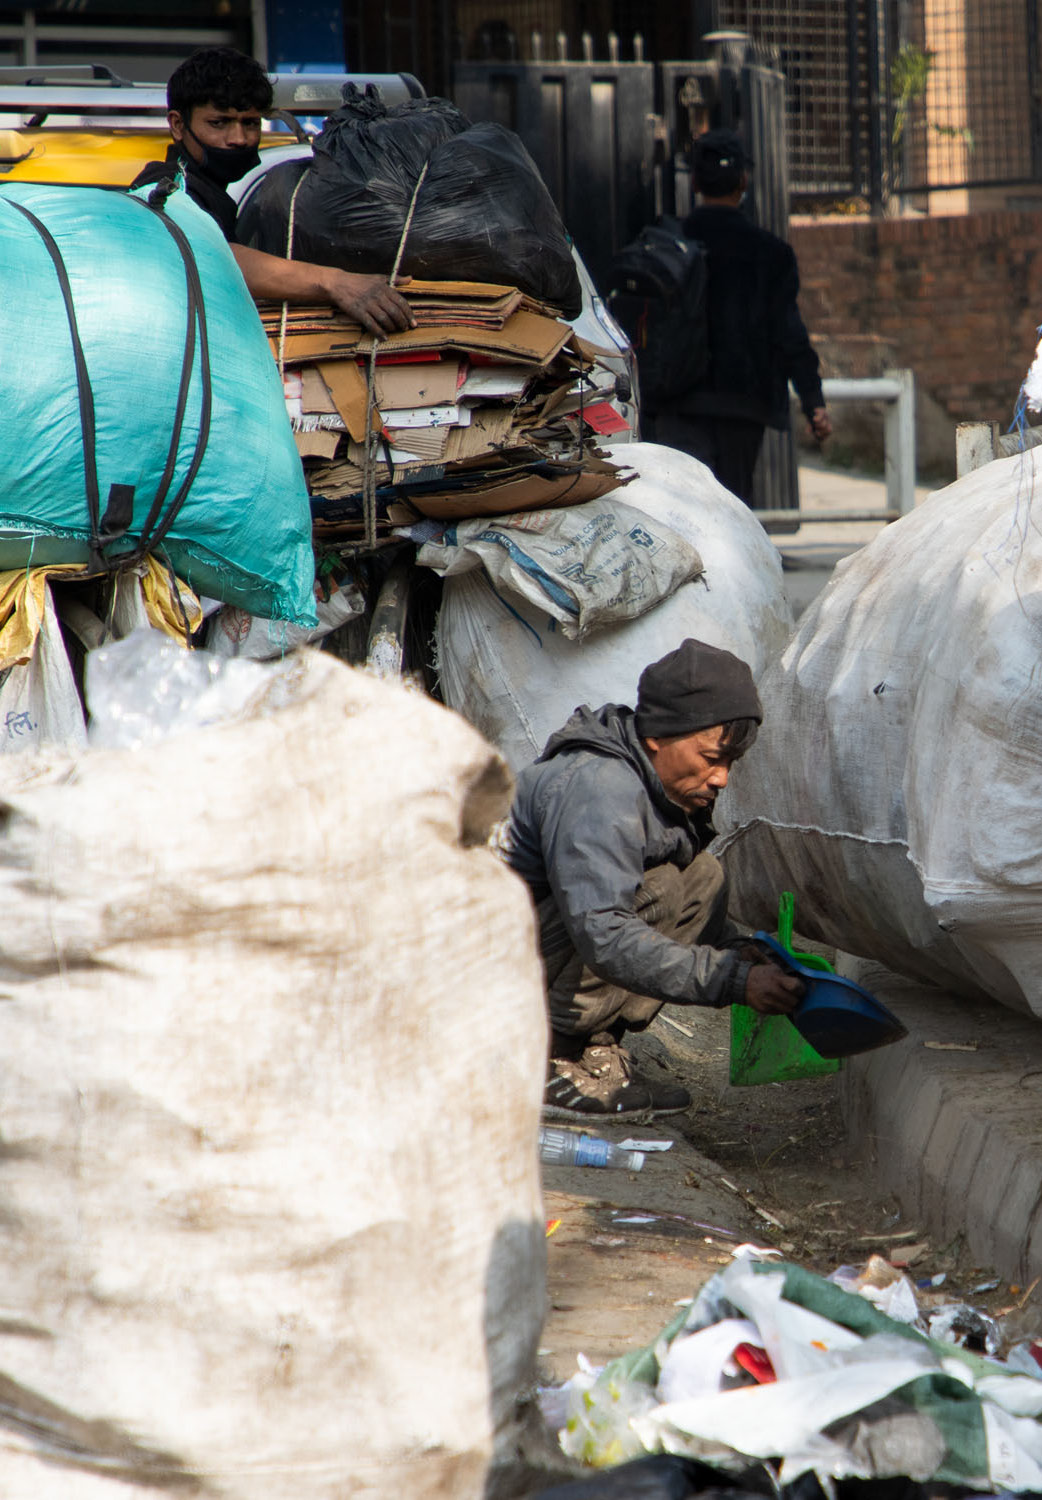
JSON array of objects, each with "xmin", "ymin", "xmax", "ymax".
[{"xmin": 634, "ymin": 638, "xmax": 762, "ymax": 739}]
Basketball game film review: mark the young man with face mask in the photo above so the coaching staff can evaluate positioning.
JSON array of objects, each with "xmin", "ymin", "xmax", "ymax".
[
  {"xmin": 504, "ymin": 638, "xmax": 804, "ymax": 1121},
  {"xmin": 132, "ymin": 47, "xmax": 413, "ymax": 338}
]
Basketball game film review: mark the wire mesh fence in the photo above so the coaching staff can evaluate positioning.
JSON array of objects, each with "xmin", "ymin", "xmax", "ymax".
[{"xmin": 714, "ymin": 0, "xmax": 1042, "ymax": 203}]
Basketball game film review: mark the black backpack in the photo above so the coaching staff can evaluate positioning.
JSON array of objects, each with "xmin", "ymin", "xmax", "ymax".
[{"xmin": 605, "ymin": 218, "xmax": 709, "ymax": 411}]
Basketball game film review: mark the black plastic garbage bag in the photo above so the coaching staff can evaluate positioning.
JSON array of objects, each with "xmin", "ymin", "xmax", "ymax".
[{"xmin": 236, "ymin": 87, "xmax": 582, "ymax": 316}]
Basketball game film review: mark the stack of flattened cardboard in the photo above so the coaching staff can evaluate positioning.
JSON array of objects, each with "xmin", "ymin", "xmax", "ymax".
[{"xmin": 262, "ymin": 280, "xmax": 629, "ymax": 547}]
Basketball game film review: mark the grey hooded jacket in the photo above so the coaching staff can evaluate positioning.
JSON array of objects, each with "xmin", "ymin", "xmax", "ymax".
[{"xmin": 505, "ymin": 703, "xmax": 751, "ymax": 1008}]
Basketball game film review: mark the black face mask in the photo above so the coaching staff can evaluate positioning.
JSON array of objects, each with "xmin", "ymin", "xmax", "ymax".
[{"xmin": 182, "ymin": 126, "xmax": 260, "ymax": 185}]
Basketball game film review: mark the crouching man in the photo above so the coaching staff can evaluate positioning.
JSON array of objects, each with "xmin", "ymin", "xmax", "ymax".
[{"xmin": 504, "ymin": 638, "xmax": 803, "ymax": 1120}]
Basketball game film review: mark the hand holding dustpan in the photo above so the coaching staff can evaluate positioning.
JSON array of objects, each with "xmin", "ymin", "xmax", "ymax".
[
  {"xmin": 751, "ymin": 929, "xmax": 908, "ymax": 1060},
  {"xmin": 729, "ymin": 893, "xmax": 841, "ymax": 1086}
]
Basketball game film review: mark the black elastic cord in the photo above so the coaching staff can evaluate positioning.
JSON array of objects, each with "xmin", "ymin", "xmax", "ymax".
[
  {"xmin": 160, "ymin": 550, "xmax": 196, "ymax": 650},
  {"xmin": 3, "ymin": 188, "xmax": 214, "ymax": 577},
  {"xmin": 124, "ymin": 193, "xmax": 212, "ymax": 560},
  {"xmin": 3, "ymin": 197, "xmax": 103, "ymax": 561}
]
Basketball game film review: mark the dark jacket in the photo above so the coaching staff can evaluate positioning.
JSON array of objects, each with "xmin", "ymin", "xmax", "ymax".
[
  {"xmin": 131, "ymin": 146, "xmax": 238, "ymax": 242},
  {"xmin": 505, "ymin": 704, "xmax": 750, "ymax": 1008},
  {"xmin": 679, "ymin": 204, "xmax": 824, "ymax": 428}
]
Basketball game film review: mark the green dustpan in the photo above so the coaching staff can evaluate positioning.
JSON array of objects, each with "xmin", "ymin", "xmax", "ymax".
[{"xmin": 729, "ymin": 892, "xmax": 841, "ymax": 1085}]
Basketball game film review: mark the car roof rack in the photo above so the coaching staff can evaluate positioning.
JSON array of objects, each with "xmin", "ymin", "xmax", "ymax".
[
  {"xmin": 0, "ymin": 64, "xmax": 135, "ymax": 86},
  {"xmin": 0, "ymin": 68, "xmax": 424, "ymax": 120}
]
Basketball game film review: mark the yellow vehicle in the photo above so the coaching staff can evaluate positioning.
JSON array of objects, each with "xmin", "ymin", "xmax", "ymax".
[{"xmin": 0, "ymin": 63, "xmax": 424, "ymax": 186}]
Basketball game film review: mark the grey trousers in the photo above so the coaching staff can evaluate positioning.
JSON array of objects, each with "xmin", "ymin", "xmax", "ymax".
[{"xmin": 539, "ymin": 851, "xmax": 731, "ymax": 1047}]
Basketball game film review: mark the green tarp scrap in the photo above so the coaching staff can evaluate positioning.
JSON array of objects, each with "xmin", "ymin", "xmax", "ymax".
[{"xmin": 553, "ymin": 1258, "xmax": 1042, "ymax": 1490}]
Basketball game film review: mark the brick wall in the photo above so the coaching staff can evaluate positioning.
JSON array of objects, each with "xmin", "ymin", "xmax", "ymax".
[{"xmin": 789, "ymin": 211, "xmax": 1041, "ymax": 426}]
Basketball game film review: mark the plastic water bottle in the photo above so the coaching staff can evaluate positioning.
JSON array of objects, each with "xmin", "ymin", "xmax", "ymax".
[{"xmin": 539, "ymin": 1126, "xmax": 645, "ymax": 1171}]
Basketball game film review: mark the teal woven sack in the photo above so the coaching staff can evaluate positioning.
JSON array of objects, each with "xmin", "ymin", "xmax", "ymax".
[{"xmin": 0, "ymin": 181, "xmax": 316, "ymax": 624}]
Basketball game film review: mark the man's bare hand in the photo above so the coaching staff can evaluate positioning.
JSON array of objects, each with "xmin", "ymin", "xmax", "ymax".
[
  {"xmin": 744, "ymin": 962, "xmax": 804, "ymax": 1015},
  {"xmin": 807, "ymin": 406, "xmax": 832, "ymax": 442},
  {"xmin": 323, "ymin": 270, "xmax": 415, "ymax": 336}
]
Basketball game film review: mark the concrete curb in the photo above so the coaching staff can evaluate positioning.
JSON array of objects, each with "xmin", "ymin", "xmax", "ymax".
[{"xmin": 840, "ymin": 958, "xmax": 1042, "ymax": 1281}]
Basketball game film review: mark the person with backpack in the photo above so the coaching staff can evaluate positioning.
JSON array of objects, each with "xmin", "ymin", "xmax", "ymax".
[{"xmin": 645, "ymin": 128, "xmax": 830, "ymax": 504}]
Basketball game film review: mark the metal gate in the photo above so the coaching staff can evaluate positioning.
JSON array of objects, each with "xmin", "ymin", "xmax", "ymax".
[
  {"xmin": 452, "ymin": 52, "xmax": 656, "ymax": 293},
  {"xmin": 453, "ymin": 43, "xmax": 798, "ymax": 514}
]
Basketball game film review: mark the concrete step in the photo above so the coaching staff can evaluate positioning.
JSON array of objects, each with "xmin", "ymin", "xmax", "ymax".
[{"xmin": 840, "ymin": 958, "xmax": 1042, "ymax": 1282}]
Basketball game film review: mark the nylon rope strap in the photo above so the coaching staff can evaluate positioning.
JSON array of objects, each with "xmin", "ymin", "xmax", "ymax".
[
  {"xmin": 353, "ymin": 158, "xmax": 429, "ymax": 555},
  {"xmin": 276, "ymin": 170, "xmax": 308, "ymax": 379}
]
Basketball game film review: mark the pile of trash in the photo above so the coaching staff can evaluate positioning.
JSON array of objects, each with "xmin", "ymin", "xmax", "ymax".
[
  {"xmin": 264, "ymin": 278, "xmax": 630, "ymax": 548},
  {"xmin": 540, "ymin": 1251, "xmax": 1042, "ymax": 1490},
  {"xmin": 237, "ymin": 88, "xmax": 582, "ymax": 315}
]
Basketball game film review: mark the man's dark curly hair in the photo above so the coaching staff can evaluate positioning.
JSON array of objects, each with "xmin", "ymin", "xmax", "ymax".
[{"xmin": 167, "ymin": 46, "xmax": 273, "ymax": 117}]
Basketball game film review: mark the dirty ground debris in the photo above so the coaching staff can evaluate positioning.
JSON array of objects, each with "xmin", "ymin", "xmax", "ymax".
[{"xmin": 533, "ymin": 998, "xmax": 1042, "ymax": 1497}]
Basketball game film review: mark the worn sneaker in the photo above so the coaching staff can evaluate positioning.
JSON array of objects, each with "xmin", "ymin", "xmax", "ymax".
[{"xmin": 543, "ymin": 1041, "xmax": 690, "ymax": 1121}]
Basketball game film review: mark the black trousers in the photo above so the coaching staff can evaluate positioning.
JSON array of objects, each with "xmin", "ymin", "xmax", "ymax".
[{"xmin": 645, "ymin": 411, "xmax": 765, "ymax": 506}]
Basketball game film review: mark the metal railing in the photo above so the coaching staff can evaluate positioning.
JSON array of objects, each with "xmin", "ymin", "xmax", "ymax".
[{"xmin": 754, "ymin": 368, "xmax": 916, "ymax": 525}]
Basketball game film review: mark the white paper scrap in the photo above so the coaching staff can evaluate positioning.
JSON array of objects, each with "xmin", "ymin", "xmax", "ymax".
[
  {"xmin": 637, "ymin": 1347, "xmax": 939, "ymax": 1461},
  {"xmin": 381, "ymin": 405, "xmax": 469, "ymax": 429},
  {"xmin": 459, "ymin": 365, "xmax": 532, "ymax": 398}
]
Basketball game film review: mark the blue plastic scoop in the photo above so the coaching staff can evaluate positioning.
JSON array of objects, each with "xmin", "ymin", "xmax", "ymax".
[{"xmin": 752, "ymin": 932, "xmax": 908, "ymax": 1059}]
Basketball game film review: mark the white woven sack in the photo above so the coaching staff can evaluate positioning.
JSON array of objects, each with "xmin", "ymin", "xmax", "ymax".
[
  {"xmin": 0, "ymin": 582, "xmax": 87, "ymax": 755},
  {"xmin": 435, "ymin": 442, "xmax": 793, "ymax": 772},
  {"xmin": 0, "ymin": 647, "xmax": 547, "ymax": 1497},
  {"xmin": 715, "ymin": 447, "xmax": 1042, "ymax": 1014}
]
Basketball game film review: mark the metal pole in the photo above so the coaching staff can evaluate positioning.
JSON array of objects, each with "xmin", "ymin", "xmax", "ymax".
[
  {"xmin": 250, "ymin": 0, "xmax": 268, "ymax": 68},
  {"xmin": 755, "ymin": 509, "xmax": 902, "ymax": 526},
  {"xmin": 23, "ymin": 6, "xmax": 36, "ymax": 67},
  {"xmin": 882, "ymin": 367, "xmax": 916, "ymax": 514},
  {"xmin": 865, "ymin": 0, "xmax": 884, "ymax": 215},
  {"xmin": 846, "ymin": 0, "xmax": 862, "ymax": 196},
  {"xmin": 1028, "ymin": 0, "xmax": 1042, "ymax": 182},
  {"xmin": 814, "ymin": 372, "xmax": 917, "ymax": 518}
]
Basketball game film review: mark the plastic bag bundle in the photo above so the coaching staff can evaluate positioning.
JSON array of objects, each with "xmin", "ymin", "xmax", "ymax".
[
  {"xmin": 237, "ymin": 89, "xmax": 581, "ymax": 316},
  {"xmin": 434, "ymin": 444, "xmax": 793, "ymax": 771},
  {"xmin": 0, "ymin": 182, "xmax": 315, "ymax": 623},
  {"xmin": 414, "ymin": 496, "xmax": 703, "ymax": 641},
  {"xmin": 0, "ymin": 640, "xmax": 547, "ymax": 1497},
  {"xmin": 714, "ymin": 449, "xmax": 1042, "ymax": 1016},
  {"xmin": 548, "ymin": 1257, "xmax": 1042, "ymax": 1488}
]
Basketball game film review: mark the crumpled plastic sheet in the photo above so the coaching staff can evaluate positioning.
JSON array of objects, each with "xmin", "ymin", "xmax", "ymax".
[
  {"xmin": 543, "ymin": 1258, "xmax": 1042, "ymax": 1490},
  {"xmin": 85, "ymin": 628, "xmax": 302, "ymax": 751}
]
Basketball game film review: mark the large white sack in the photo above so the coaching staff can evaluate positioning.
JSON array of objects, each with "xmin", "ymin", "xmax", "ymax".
[
  {"xmin": 714, "ymin": 448, "xmax": 1042, "ymax": 1015},
  {"xmin": 0, "ymin": 645, "xmax": 547, "ymax": 1498},
  {"xmin": 435, "ymin": 443, "xmax": 793, "ymax": 770}
]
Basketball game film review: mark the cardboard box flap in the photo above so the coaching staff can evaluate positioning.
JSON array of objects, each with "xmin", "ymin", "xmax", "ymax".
[
  {"xmin": 355, "ymin": 310, "xmax": 572, "ymax": 366},
  {"xmin": 374, "ymin": 359, "xmax": 460, "ymax": 409},
  {"xmin": 316, "ymin": 359, "xmax": 380, "ymax": 444},
  {"xmin": 300, "ymin": 366, "xmax": 337, "ymax": 414},
  {"xmin": 407, "ymin": 463, "xmax": 629, "ymax": 521}
]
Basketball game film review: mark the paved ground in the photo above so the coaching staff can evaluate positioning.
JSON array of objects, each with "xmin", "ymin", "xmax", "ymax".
[{"xmin": 776, "ymin": 455, "xmax": 936, "ymax": 617}]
